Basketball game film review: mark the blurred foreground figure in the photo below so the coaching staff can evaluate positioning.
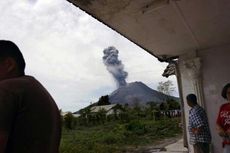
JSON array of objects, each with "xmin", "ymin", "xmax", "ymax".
[{"xmin": 0, "ymin": 40, "xmax": 61, "ymax": 153}]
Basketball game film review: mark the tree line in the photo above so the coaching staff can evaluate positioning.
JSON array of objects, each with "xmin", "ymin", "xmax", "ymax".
[
  {"xmin": 62, "ymin": 80, "xmax": 180, "ymax": 130},
  {"xmin": 62, "ymin": 99, "xmax": 180, "ymax": 130}
]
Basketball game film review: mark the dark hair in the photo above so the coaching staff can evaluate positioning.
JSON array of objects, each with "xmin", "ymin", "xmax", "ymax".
[
  {"xmin": 221, "ymin": 83, "xmax": 230, "ymax": 99},
  {"xmin": 186, "ymin": 94, "xmax": 197, "ymax": 105},
  {"xmin": 0, "ymin": 40, "xmax": 25, "ymax": 74}
]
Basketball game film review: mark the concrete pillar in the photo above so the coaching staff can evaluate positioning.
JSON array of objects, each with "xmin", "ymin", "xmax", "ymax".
[
  {"xmin": 182, "ymin": 57, "xmax": 205, "ymax": 107},
  {"xmin": 175, "ymin": 62, "xmax": 188, "ymax": 148},
  {"xmin": 178, "ymin": 51, "xmax": 205, "ymax": 152}
]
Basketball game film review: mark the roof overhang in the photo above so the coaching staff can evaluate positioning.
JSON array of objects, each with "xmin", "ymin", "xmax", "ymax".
[{"xmin": 67, "ymin": 0, "xmax": 230, "ymax": 61}]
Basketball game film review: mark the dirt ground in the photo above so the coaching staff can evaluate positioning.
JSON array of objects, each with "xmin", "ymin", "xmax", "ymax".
[{"xmin": 124, "ymin": 135, "xmax": 183, "ymax": 153}]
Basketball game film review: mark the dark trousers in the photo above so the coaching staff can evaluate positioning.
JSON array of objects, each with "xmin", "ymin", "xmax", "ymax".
[{"xmin": 193, "ymin": 142, "xmax": 210, "ymax": 153}]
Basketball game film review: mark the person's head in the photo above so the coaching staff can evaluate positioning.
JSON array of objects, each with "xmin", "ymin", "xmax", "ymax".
[
  {"xmin": 186, "ymin": 94, "xmax": 197, "ymax": 107},
  {"xmin": 0, "ymin": 40, "xmax": 25, "ymax": 80},
  {"xmin": 221, "ymin": 83, "xmax": 230, "ymax": 101}
]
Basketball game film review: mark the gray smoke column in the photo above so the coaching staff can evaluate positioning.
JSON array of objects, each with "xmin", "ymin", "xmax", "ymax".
[{"xmin": 103, "ymin": 46, "xmax": 128, "ymax": 87}]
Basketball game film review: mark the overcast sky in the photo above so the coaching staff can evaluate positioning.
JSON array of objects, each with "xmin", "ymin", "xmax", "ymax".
[{"xmin": 0, "ymin": 0, "xmax": 178, "ymax": 112}]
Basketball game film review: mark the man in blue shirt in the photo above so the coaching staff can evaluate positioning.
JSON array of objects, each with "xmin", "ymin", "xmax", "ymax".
[{"xmin": 187, "ymin": 94, "xmax": 211, "ymax": 153}]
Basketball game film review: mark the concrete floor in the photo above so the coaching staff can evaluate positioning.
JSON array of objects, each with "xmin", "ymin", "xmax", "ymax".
[
  {"xmin": 127, "ymin": 138, "xmax": 188, "ymax": 153},
  {"xmin": 159, "ymin": 139, "xmax": 188, "ymax": 153}
]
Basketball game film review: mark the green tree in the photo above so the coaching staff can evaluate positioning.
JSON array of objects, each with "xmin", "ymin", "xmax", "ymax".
[
  {"xmin": 133, "ymin": 102, "xmax": 145, "ymax": 119},
  {"xmin": 167, "ymin": 99, "xmax": 180, "ymax": 110},
  {"xmin": 96, "ymin": 108, "xmax": 107, "ymax": 124},
  {"xmin": 146, "ymin": 101, "xmax": 158, "ymax": 120},
  {"xmin": 79, "ymin": 107, "xmax": 91, "ymax": 126},
  {"xmin": 64, "ymin": 112, "xmax": 76, "ymax": 130},
  {"xmin": 98, "ymin": 95, "xmax": 110, "ymax": 106},
  {"xmin": 157, "ymin": 80, "xmax": 175, "ymax": 95},
  {"xmin": 159, "ymin": 102, "xmax": 168, "ymax": 111},
  {"xmin": 112, "ymin": 104, "xmax": 123, "ymax": 120},
  {"xmin": 120, "ymin": 103, "xmax": 130, "ymax": 122},
  {"xmin": 146, "ymin": 101, "xmax": 158, "ymax": 110}
]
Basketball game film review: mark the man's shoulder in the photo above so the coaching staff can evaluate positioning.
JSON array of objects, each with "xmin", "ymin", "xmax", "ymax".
[
  {"xmin": 0, "ymin": 76, "xmax": 37, "ymax": 92},
  {"xmin": 0, "ymin": 75, "xmax": 35, "ymax": 84},
  {"xmin": 191, "ymin": 105, "xmax": 205, "ymax": 114}
]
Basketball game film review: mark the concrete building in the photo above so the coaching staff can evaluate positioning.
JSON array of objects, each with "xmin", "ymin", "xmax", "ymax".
[{"xmin": 67, "ymin": 0, "xmax": 230, "ymax": 152}]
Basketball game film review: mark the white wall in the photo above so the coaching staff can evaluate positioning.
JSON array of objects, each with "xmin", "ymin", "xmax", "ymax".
[
  {"xmin": 178, "ymin": 44, "xmax": 230, "ymax": 153},
  {"xmin": 198, "ymin": 44, "xmax": 230, "ymax": 153}
]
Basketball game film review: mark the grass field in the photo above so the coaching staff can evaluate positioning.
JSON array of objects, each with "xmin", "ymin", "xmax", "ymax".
[{"xmin": 60, "ymin": 118, "xmax": 182, "ymax": 153}]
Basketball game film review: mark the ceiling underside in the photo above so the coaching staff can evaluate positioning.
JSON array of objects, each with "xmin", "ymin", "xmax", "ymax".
[{"xmin": 67, "ymin": 0, "xmax": 230, "ymax": 60}]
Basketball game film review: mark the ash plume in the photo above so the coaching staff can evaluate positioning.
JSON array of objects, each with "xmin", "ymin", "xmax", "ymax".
[{"xmin": 103, "ymin": 46, "xmax": 128, "ymax": 87}]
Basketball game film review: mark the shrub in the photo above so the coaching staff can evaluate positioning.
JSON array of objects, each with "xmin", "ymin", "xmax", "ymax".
[
  {"xmin": 125, "ymin": 120, "xmax": 147, "ymax": 135},
  {"xmin": 64, "ymin": 113, "xmax": 76, "ymax": 130}
]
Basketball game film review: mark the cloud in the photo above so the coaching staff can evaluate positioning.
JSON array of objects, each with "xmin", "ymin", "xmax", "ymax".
[
  {"xmin": 27, "ymin": 0, "xmax": 37, "ymax": 5},
  {"xmin": 0, "ymin": 0, "xmax": 178, "ymax": 112}
]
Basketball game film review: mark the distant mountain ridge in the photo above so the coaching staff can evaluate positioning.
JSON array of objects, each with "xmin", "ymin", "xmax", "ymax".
[{"xmin": 109, "ymin": 81, "xmax": 179, "ymax": 105}]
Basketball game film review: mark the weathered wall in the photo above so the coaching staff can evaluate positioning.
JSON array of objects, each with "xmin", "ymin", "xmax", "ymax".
[
  {"xmin": 198, "ymin": 44, "xmax": 230, "ymax": 153},
  {"xmin": 178, "ymin": 44, "xmax": 230, "ymax": 153},
  {"xmin": 178, "ymin": 51, "xmax": 198, "ymax": 153}
]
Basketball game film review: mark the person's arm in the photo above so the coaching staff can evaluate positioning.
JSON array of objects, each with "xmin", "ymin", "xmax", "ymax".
[
  {"xmin": 191, "ymin": 125, "xmax": 204, "ymax": 134},
  {"xmin": 217, "ymin": 124, "xmax": 226, "ymax": 137}
]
